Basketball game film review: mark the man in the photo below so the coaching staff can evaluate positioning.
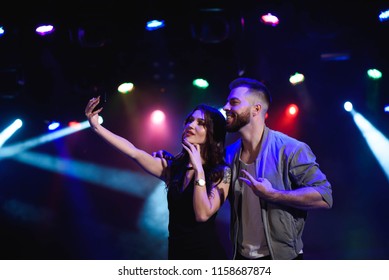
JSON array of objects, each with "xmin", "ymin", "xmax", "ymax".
[{"xmin": 223, "ymin": 77, "xmax": 333, "ymax": 260}]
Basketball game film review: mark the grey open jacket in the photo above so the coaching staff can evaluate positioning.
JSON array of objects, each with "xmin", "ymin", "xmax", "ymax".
[{"xmin": 225, "ymin": 126, "xmax": 333, "ymax": 260}]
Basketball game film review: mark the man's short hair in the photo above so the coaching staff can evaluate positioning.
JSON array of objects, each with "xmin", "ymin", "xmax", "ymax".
[{"xmin": 229, "ymin": 77, "xmax": 272, "ymax": 105}]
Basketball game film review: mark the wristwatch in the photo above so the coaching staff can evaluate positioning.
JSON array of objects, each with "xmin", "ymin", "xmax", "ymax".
[{"xmin": 195, "ymin": 178, "xmax": 206, "ymax": 187}]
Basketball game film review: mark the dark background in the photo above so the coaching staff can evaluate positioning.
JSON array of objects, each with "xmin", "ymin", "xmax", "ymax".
[{"xmin": 1, "ymin": 0, "xmax": 388, "ymax": 260}]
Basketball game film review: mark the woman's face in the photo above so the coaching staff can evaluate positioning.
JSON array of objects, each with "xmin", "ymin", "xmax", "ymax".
[{"xmin": 182, "ymin": 110, "xmax": 207, "ymax": 144}]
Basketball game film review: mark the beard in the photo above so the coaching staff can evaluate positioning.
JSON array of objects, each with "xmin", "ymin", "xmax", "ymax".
[{"xmin": 226, "ymin": 109, "xmax": 250, "ymax": 133}]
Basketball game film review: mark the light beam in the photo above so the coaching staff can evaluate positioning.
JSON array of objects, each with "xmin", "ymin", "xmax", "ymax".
[{"xmin": 351, "ymin": 110, "xmax": 389, "ymax": 182}]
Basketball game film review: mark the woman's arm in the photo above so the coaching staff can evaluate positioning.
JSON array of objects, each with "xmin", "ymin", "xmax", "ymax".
[
  {"xmin": 85, "ymin": 96, "xmax": 168, "ymax": 179},
  {"xmin": 181, "ymin": 139, "xmax": 231, "ymax": 222},
  {"xmin": 193, "ymin": 166, "xmax": 231, "ymax": 222}
]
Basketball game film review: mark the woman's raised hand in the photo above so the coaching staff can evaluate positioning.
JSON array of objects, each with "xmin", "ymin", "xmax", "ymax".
[
  {"xmin": 85, "ymin": 96, "xmax": 103, "ymax": 125},
  {"xmin": 182, "ymin": 138, "xmax": 203, "ymax": 171}
]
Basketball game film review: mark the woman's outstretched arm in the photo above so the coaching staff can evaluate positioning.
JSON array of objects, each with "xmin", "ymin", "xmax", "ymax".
[{"xmin": 85, "ymin": 96, "xmax": 169, "ymax": 179}]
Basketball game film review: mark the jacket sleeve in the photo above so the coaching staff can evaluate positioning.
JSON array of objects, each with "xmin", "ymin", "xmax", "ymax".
[{"xmin": 288, "ymin": 142, "xmax": 333, "ymax": 208}]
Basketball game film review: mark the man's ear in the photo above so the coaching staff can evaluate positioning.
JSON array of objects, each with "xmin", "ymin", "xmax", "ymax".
[{"xmin": 252, "ymin": 103, "xmax": 262, "ymax": 116}]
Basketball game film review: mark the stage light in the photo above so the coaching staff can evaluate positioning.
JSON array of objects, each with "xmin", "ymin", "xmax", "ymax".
[
  {"xmin": 0, "ymin": 26, "xmax": 4, "ymax": 37},
  {"xmin": 274, "ymin": 104, "xmax": 299, "ymax": 138},
  {"xmin": 118, "ymin": 82, "xmax": 134, "ymax": 94},
  {"xmin": 143, "ymin": 108, "xmax": 170, "ymax": 147},
  {"xmin": 68, "ymin": 121, "xmax": 82, "ymax": 128},
  {"xmin": 286, "ymin": 104, "xmax": 299, "ymax": 117},
  {"xmin": 146, "ymin": 20, "xmax": 165, "ymax": 31},
  {"xmin": 47, "ymin": 121, "xmax": 60, "ymax": 131},
  {"xmin": 289, "ymin": 72, "xmax": 305, "ymax": 85},
  {"xmin": 260, "ymin": 13, "xmax": 279, "ymax": 26},
  {"xmin": 367, "ymin": 69, "xmax": 382, "ymax": 80},
  {"xmin": 192, "ymin": 78, "xmax": 209, "ymax": 89},
  {"xmin": 0, "ymin": 119, "xmax": 22, "ymax": 148},
  {"xmin": 0, "ymin": 120, "xmax": 95, "ymax": 160},
  {"xmin": 10, "ymin": 150, "xmax": 160, "ymax": 198},
  {"xmin": 150, "ymin": 110, "xmax": 165, "ymax": 125},
  {"xmin": 35, "ymin": 24, "xmax": 55, "ymax": 36},
  {"xmin": 379, "ymin": 9, "xmax": 389, "ymax": 22},
  {"xmin": 344, "ymin": 101, "xmax": 353, "ymax": 112}
]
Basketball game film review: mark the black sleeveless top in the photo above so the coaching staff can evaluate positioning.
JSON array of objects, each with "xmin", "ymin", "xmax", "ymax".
[{"xmin": 167, "ymin": 175, "xmax": 227, "ymax": 260}]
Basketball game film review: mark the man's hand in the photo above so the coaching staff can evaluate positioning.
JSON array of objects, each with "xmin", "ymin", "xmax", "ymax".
[
  {"xmin": 239, "ymin": 169, "xmax": 276, "ymax": 200},
  {"xmin": 152, "ymin": 150, "xmax": 174, "ymax": 160}
]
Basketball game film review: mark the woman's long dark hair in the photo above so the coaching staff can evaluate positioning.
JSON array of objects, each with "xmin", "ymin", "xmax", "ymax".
[{"xmin": 168, "ymin": 104, "xmax": 228, "ymax": 196}]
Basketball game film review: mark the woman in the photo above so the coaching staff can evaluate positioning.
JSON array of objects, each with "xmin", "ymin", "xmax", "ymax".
[{"xmin": 85, "ymin": 96, "xmax": 231, "ymax": 259}]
